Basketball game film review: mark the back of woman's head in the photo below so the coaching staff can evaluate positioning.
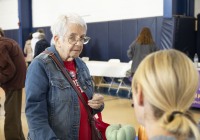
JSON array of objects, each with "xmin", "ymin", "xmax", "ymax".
[
  {"xmin": 136, "ymin": 27, "xmax": 155, "ymax": 45},
  {"xmin": 132, "ymin": 49, "xmax": 200, "ymax": 139},
  {"xmin": 51, "ymin": 13, "xmax": 87, "ymax": 39}
]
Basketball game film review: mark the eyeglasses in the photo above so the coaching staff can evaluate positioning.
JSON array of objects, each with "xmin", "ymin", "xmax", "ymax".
[{"xmin": 67, "ymin": 34, "xmax": 91, "ymax": 45}]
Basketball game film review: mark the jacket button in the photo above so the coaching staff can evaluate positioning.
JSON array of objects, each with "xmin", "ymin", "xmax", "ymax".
[{"xmin": 83, "ymin": 86, "xmax": 87, "ymax": 89}]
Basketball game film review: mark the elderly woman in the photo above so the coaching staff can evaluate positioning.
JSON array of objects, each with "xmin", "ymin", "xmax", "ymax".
[
  {"xmin": 132, "ymin": 49, "xmax": 200, "ymax": 140},
  {"xmin": 25, "ymin": 13, "xmax": 104, "ymax": 140}
]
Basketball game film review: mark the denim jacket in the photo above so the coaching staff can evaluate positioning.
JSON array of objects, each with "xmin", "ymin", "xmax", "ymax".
[{"xmin": 25, "ymin": 46, "xmax": 103, "ymax": 140}]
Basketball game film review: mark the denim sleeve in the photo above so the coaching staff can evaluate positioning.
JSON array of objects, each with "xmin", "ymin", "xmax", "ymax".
[{"xmin": 25, "ymin": 58, "xmax": 58, "ymax": 140}]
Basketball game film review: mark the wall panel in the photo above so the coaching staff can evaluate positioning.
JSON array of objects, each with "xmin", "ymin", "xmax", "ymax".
[
  {"xmin": 156, "ymin": 17, "xmax": 163, "ymax": 48},
  {"xmin": 108, "ymin": 21, "xmax": 122, "ymax": 60},
  {"xmin": 4, "ymin": 30, "xmax": 19, "ymax": 43},
  {"xmin": 4, "ymin": 17, "xmax": 163, "ymax": 62},
  {"xmin": 81, "ymin": 16, "xmax": 163, "ymax": 62},
  {"xmin": 121, "ymin": 19, "xmax": 138, "ymax": 62},
  {"xmin": 85, "ymin": 22, "xmax": 109, "ymax": 61}
]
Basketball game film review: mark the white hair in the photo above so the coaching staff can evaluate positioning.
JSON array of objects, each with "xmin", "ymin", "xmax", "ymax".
[{"xmin": 50, "ymin": 13, "xmax": 87, "ymax": 38}]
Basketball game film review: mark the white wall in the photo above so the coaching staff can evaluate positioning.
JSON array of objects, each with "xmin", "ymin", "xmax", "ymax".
[
  {"xmin": 0, "ymin": 0, "xmax": 18, "ymax": 30},
  {"xmin": 32, "ymin": 0, "xmax": 163, "ymax": 27},
  {"xmin": 0, "ymin": 0, "xmax": 163, "ymax": 29},
  {"xmin": 1, "ymin": 0, "xmax": 199, "ymax": 30},
  {"xmin": 195, "ymin": 0, "xmax": 200, "ymax": 17},
  {"xmin": 1, "ymin": 0, "xmax": 200, "ymax": 30}
]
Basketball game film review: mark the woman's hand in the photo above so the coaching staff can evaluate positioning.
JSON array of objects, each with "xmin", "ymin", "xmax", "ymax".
[{"xmin": 88, "ymin": 94, "xmax": 104, "ymax": 109}]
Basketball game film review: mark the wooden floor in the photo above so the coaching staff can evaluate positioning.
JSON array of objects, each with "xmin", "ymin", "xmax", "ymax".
[{"xmin": 0, "ymin": 88, "xmax": 199, "ymax": 140}]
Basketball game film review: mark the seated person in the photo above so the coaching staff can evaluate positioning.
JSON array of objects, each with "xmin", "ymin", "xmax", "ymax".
[{"xmin": 132, "ymin": 49, "xmax": 200, "ymax": 140}]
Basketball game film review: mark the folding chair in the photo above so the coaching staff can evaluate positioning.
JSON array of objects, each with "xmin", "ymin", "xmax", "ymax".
[{"xmin": 107, "ymin": 59, "xmax": 121, "ymax": 92}]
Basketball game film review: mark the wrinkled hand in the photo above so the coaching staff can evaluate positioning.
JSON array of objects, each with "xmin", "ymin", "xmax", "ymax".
[{"xmin": 88, "ymin": 94, "xmax": 104, "ymax": 109}]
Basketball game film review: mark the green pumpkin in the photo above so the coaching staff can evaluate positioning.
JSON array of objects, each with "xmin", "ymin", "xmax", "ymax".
[{"xmin": 106, "ymin": 124, "xmax": 136, "ymax": 140}]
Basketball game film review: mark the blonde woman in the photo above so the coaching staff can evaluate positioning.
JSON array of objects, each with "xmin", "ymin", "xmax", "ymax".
[{"xmin": 132, "ymin": 49, "xmax": 200, "ymax": 140}]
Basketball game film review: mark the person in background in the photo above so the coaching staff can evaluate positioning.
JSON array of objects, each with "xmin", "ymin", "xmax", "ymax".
[
  {"xmin": 0, "ymin": 28, "xmax": 26, "ymax": 140},
  {"xmin": 24, "ymin": 33, "xmax": 33, "ymax": 66},
  {"xmin": 0, "ymin": 27, "xmax": 3, "ymax": 108},
  {"xmin": 0, "ymin": 27, "xmax": 5, "ymax": 37},
  {"xmin": 127, "ymin": 27, "xmax": 158, "ymax": 76},
  {"xmin": 0, "ymin": 27, "xmax": 4, "ymax": 108},
  {"xmin": 132, "ymin": 49, "xmax": 200, "ymax": 140},
  {"xmin": 25, "ymin": 13, "xmax": 104, "ymax": 140},
  {"xmin": 34, "ymin": 32, "xmax": 50, "ymax": 58},
  {"xmin": 31, "ymin": 28, "xmax": 45, "ymax": 57}
]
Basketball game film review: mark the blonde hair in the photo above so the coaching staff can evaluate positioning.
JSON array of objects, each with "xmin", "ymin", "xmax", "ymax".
[{"xmin": 132, "ymin": 49, "xmax": 200, "ymax": 139}]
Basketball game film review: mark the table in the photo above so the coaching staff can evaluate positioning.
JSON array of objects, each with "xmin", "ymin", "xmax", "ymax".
[
  {"xmin": 85, "ymin": 60, "xmax": 131, "ymax": 77},
  {"xmin": 85, "ymin": 60, "xmax": 132, "ymax": 95}
]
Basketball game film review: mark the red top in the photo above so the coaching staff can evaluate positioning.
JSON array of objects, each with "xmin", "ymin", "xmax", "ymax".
[{"xmin": 64, "ymin": 60, "xmax": 91, "ymax": 140}]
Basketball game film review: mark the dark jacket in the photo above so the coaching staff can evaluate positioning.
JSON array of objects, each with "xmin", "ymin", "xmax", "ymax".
[
  {"xmin": 34, "ymin": 39, "xmax": 50, "ymax": 58},
  {"xmin": 0, "ymin": 37, "xmax": 26, "ymax": 91},
  {"xmin": 127, "ymin": 41, "xmax": 158, "ymax": 74}
]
